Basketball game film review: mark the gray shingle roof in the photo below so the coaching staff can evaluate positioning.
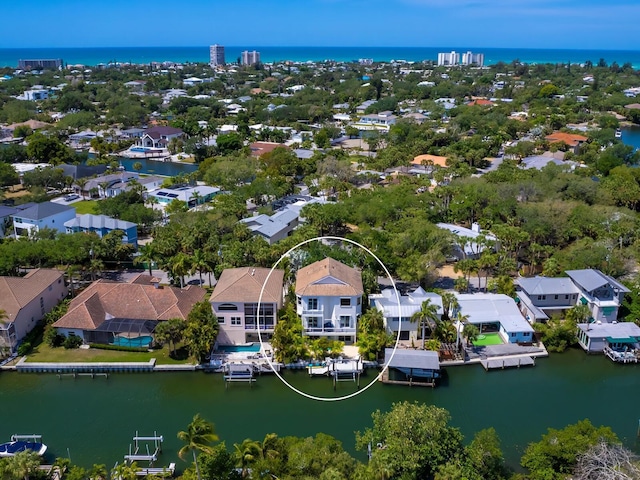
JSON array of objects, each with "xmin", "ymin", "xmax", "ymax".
[
  {"xmin": 13, "ymin": 202, "xmax": 74, "ymax": 220},
  {"xmin": 566, "ymin": 269, "xmax": 623, "ymax": 293},
  {"xmin": 385, "ymin": 348, "xmax": 440, "ymax": 370}
]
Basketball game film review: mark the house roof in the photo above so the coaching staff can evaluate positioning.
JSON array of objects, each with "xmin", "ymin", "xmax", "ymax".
[
  {"xmin": 411, "ymin": 154, "xmax": 448, "ymax": 168},
  {"xmin": 295, "ymin": 258, "xmax": 364, "ymax": 297},
  {"xmin": 240, "ymin": 209, "xmax": 299, "ymax": 239},
  {"xmin": 12, "ymin": 201, "xmax": 74, "ymax": 221},
  {"xmin": 455, "ymin": 293, "xmax": 534, "ymax": 334},
  {"xmin": 467, "ymin": 99, "xmax": 495, "ymax": 106},
  {"xmin": 545, "ymin": 132, "xmax": 588, "ymax": 147},
  {"xmin": 385, "ymin": 348, "xmax": 440, "ymax": 371},
  {"xmin": 145, "ymin": 126, "xmax": 183, "ymax": 139},
  {"xmin": 64, "ymin": 214, "xmax": 137, "ymax": 231},
  {"xmin": 371, "ymin": 287, "xmax": 444, "ymax": 317},
  {"xmin": 210, "ymin": 267, "xmax": 284, "ymax": 304},
  {"xmin": 566, "ymin": 269, "xmax": 630, "ymax": 294},
  {"xmin": 577, "ymin": 321, "xmax": 640, "ymax": 339},
  {"xmin": 0, "ymin": 269, "xmax": 65, "ymax": 322},
  {"xmin": 517, "ymin": 276, "xmax": 580, "ymax": 296},
  {"xmin": 249, "ymin": 142, "xmax": 289, "ymax": 158},
  {"xmin": 53, "ymin": 276, "xmax": 206, "ymax": 331}
]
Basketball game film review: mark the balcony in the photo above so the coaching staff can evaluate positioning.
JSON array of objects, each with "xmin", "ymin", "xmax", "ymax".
[
  {"xmin": 302, "ymin": 307, "xmax": 324, "ymax": 315},
  {"xmin": 244, "ymin": 324, "xmax": 275, "ymax": 331}
]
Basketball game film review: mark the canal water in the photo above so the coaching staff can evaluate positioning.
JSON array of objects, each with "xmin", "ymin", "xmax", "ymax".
[
  {"xmin": 1, "ymin": 349, "xmax": 639, "ymax": 470},
  {"xmin": 114, "ymin": 157, "xmax": 198, "ymax": 176},
  {"xmin": 621, "ymin": 126, "xmax": 640, "ymax": 150}
]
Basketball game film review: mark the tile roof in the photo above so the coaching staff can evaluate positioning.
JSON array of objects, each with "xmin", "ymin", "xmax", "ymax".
[
  {"xmin": 545, "ymin": 132, "xmax": 588, "ymax": 147},
  {"xmin": 411, "ymin": 154, "xmax": 448, "ymax": 168},
  {"xmin": 210, "ymin": 267, "xmax": 284, "ymax": 304},
  {"xmin": 53, "ymin": 277, "xmax": 206, "ymax": 330},
  {"xmin": 249, "ymin": 142, "xmax": 289, "ymax": 158},
  {"xmin": 0, "ymin": 269, "xmax": 65, "ymax": 321},
  {"xmin": 295, "ymin": 258, "xmax": 364, "ymax": 297}
]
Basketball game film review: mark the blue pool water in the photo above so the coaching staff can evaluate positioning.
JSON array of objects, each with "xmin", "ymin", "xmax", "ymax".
[
  {"xmin": 129, "ymin": 147, "xmax": 157, "ymax": 152},
  {"xmin": 112, "ymin": 336, "xmax": 153, "ymax": 348},
  {"xmin": 217, "ymin": 343, "xmax": 261, "ymax": 353}
]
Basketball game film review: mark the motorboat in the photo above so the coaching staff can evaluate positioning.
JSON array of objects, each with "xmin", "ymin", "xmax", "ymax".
[
  {"xmin": 615, "ymin": 128, "xmax": 622, "ymax": 138},
  {"xmin": 0, "ymin": 435, "xmax": 47, "ymax": 457}
]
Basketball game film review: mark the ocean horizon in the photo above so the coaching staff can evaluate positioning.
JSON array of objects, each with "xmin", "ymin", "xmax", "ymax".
[{"xmin": 2, "ymin": 46, "xmax": 640, "ymax": 69}]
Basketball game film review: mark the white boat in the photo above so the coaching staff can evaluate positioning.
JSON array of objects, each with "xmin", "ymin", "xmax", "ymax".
[
  {"xmin": 0, "ymin": 435, "xmax": 47, "ymax": 457},
  {"xmin": 615, "ymin": 128, "xmax": 622, "ymax": 138}
]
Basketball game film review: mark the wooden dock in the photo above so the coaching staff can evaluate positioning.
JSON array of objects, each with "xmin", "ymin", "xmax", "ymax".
[
  {"xmin": 481, "ymin": 356, "xmax": 535, "ymax": 371},
  {"xmin": 379, "ymin": 368, "xmax": 436, "ymax": 387}
]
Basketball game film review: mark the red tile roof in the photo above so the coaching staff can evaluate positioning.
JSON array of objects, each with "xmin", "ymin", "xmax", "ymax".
[
  {"xmin": 295, "ymin": 258, "xmax": 363, "ymax": 297},
  {"xmin": 53, "ymin": 277, "xmax": 206, "ymax": 331},
  {"xmin": 249, "ymin": 142, "xmax": 289, "ymax": 158},
  {"xmin": 545, "ymin": 132, "xmax": 588, "ymax": 147}
]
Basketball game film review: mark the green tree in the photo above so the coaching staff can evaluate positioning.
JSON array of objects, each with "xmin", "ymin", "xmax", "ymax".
[
  {"xmin": 356, "ymin": 401, "xmax": 463, "ymax": 480},
  {"xmin": 178, "ymin": 414, "xmax": 219, "ymax": 480},
  {"xmin": 233, "ymin": 439, "xmax": 261, "ymax": 479},
  {"xmin": 5, "ymin": 450, "xmax": 41, "ymax": 480},
  {"xmin": 184, "ymin": 301, "xmax": 219, "ymax": 363},
  {"xmin": 154, "ymin": 318, "xmax": 185, "ymax": 357},
  {"xmin": 521, "ymin": 419, "xmax": 619, "ymax": 480},
  {"xmin": 411, "ymin": 299, "xmax": 439, "ymax": 349}
]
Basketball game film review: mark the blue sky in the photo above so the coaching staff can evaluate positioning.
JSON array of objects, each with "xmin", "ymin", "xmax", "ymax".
[{"xmin": 2, "ymin": 0, "xmax": 638, "ymax": 50}]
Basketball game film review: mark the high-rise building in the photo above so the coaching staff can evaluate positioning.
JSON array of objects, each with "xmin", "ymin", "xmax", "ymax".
[
  {"xmin": 241, "ymin": 50, "xmax": 261, "ymax": 66},
  {"xmin": 209, "ymin": 45, "xmax": 225, "ymax": 67},
  {"xmin": 18, "ymin": 59, "xmax": 63, "ymax": 70},
  {"xmin": 437, "ymin": 51, "xmax": 460, "ymax": 67},
  {"xmin": 461, "ymin": 51, "xmax": 484, "ymax": 67}
]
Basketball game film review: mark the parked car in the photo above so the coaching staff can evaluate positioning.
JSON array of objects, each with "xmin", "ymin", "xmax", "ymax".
[{"xmin": 64, "ymin": 194, "xmax": 80, "ymax": 202}]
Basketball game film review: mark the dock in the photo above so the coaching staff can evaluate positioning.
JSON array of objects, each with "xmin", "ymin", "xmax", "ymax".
[
  {"xmin": 604, "ymin": 346, "xmax": 638, "ymax": 364},
  {"xmin": 379, "ymin": 368, "xmax": 436, "ymax": 387},
  {"xmin": 480, "ymin": 355, "xmax": 535, "ymax": 370},
  {"xmin": 223, "ymin": 363, "xmax": 256, "ymax": 388},
  {"xmin": 16, "ymin": 358, "xmax": 156, "ymax": 373}
]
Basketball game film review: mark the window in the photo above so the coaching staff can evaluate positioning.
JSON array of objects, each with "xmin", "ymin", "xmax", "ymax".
[
  {"xmin": 40, "ymin": 297, "xmax": 44, "ymax": 307},
  {"xmin": 565, "ymin": 295, "xmax": 569, "ymax": 300},
  {"xmin": 554, "ymin": 295, "xmax": 558, "ymax": 300},
  {"xmin": 537, "ymin": 295, "xmax": 542, "ymax": 301},
  {"xmin": 230, "ymin": 317, "xmax": 242, "ymax": 326},
  {"xmin": 308, "ymin": 298, "xmax": 318, "ymax": 310},
  {"xmin": 48, "ymin": 285, "xmax": 52, "ymax": 292},
  {"xmin": 542, "ymin": 295, "xmax": 546, "ymax": 300},
  {"xmin": 218, "ymin": 303, "xmax": 238, "ymax": 311},
  {"xmin": 399, "ymin": 331, "xmax": 410, "ymax": 341},
  {"xmin": 297, "ymin": 296, "xmax": 301, "ymax": 305},
  {"xmin": 244, "ymin": 303, "xmax": 275, "ymax": 328},
  {"xmin": 307, "ymin": 317, "xmax": 320, "ymax": 328},
  {"xmin": 339, "ymin": 316, "xmax": 351, "ymax": 328},
  {"xmin": 217, "ymin": 317, "xmax": 225, "ymax": 324},
  {"xmin": 511, "ymin": 333, "xmax": 516, "ymax": 337},
  {"xmin": 340, "ymin": 298, "xmax": 351, "ymax": 307},
  {"xmin": 357, "ymin": 297, "xmax": 361, "ymax": 305}
]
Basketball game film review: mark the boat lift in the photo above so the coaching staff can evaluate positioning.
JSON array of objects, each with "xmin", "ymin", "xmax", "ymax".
[
  {"xmin": 124, "ymin": 432, "xmax": 163, "ymax": 466},
  {"xmin": 11, "ymin": 434, "xmax": 43, "ymax": 442}
]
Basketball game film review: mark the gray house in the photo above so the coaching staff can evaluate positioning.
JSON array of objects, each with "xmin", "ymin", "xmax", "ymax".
[
  {"xmin": 516, "ymin": 276, "xmax": 580, "ymax": 322},
  {"xmin": 566, "ymin": 269, "xmax": 630, "ymax": 323}
]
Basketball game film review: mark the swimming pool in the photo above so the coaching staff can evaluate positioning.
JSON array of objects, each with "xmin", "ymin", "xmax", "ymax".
[
  {"xmin": 217, "ymin": 343, "xmax": 261, "ymax": 353},
  {"xmin": 129, "ymin": 147, "xmax": 161, "ymax": 153},
  {"xmin": 112, "ymin": 336, "xmax": 153, "ymax": 348}
]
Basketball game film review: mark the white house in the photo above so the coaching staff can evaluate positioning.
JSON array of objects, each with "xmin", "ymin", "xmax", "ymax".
[
  {"xmin": 566, "ymin": 269, "xmax": 630, "ymax": 323},
  {"xmin": 370, "ymin": 287, "xmax": 443, "ymax": 342},
  {"xmin": 576, "ymin": 321, "xmax": 640, "ymax": 355},
  {"xmin": 210, "ymin": 267, "xmax": 285, "ymax": 345},
  {"xmin": 140, "ymin": 126, "xmax": 184, "ymax": 149},
  {"xmin": 151, "ymin": 185, "xmax": 221, "ymax": 207},
  {"xmin": 0, "ymin": 269, "xmax": 68, "ymax": 354},
  {"xmin": 295, "ymin": 258, "xmax": 363, "ymax": 344},
  {"xmin": 437, "ymin": 222, "xmax": 496, "ymax": 260},
  {"xmin": 12, "ymin": 202, "xmax": 76, "ymax": 237},
  {"xmin": 455, "ymin": 293, "xmax": 535, "ymax": 344}
]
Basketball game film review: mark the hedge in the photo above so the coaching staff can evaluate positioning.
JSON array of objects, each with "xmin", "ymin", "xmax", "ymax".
[{"xmin": 88, "ymin": 343, "xmax": 149, "ymax": 353}]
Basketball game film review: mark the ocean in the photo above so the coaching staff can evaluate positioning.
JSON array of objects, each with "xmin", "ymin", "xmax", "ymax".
[{"xmin": 1, "ymin": 46, "xmax": 640, "ymax": 69}]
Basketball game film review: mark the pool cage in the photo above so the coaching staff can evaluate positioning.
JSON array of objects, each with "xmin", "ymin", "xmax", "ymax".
[{"xmin": 84, "ymin": 318, "xmax": 158, "ymax": 345}]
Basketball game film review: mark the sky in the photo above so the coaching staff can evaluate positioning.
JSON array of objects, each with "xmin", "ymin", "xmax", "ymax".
[{"xmin": 1, "ymin": 0, "xmax": 638, "ymax": 50}]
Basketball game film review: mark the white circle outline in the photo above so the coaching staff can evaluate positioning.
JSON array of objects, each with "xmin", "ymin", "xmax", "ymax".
[{"xmin": 257, "ymin": 235, "xmax": 402, "ymax": 402}]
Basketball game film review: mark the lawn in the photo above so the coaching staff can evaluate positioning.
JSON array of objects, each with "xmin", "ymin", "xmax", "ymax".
[
  {"xmin": 472, "ymin": 332, "xmax": 504, "ymax": 347},
  {"xmin": 72, "ymin": 200, "xmax": 98, "ymax": 214},
  {"xmin": 24, "ymin": 343, "xmax": 193, "ymax": 365}
]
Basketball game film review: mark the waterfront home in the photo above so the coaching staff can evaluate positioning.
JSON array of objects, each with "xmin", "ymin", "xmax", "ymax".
[
  {"xmin": 210, "ymin": 267, "xmax": 285, "ymax": 345},
  {"xmin": 383, "ymin": 348, "xmax": 440, "ymax": 385},
  {"xmin": 455, "ymin": 293, "xmax": 535, "ymax": 344},
  {"xmin": 64, "ymin": 214, "xmax": 138, "ymax": 247},
  {"xmin": 139, "ymin": 126, "xmax": 184, "ymax": 149},
  {"xmin": 576, "ymin": 321, "xmax": 640, "ymax": 356},
  {"xmin": 0, "ymin": 269, "xmax": 67, "ymax": 354},
  {"xmin": 295, "ymin": 258, "xmax": 363, "ymax": 344},
  {"xmin": 249, "ymin": 142, "xmax": 289, "ymax": 158},
  {"xmin": 516, "ymin": 276, "xmax": 581, "ymax": 322},
  {"xmin": 11, "ymin": 202, "xmax": 76, "ymax": 237},
  {"xmin": 566, "ymin": 269, "xmax": 630, "ymax": 323},
  {"xmin": 370, "ymin": 287, "xmax": 443, "ymax": 342},
  {"xmin": 52, "ymin": 275, "xmax": 206, "ymax": 345},
  {"xmin": 151, "ymin": 185, "xmax": 221, "ymax": 208}
]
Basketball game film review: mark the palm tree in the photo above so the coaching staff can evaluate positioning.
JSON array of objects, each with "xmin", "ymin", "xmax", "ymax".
[
  {"xmin": 177, "ymin": 414, "xmax": 218, "ymax": 480},
  {"xmin": 440, "ymin": 291, "xmax": 459, "ymax": 321},
  {"xmin": 135, "ymin": 244, "xmax": 157, "ymax": 276},
  {"xmin": 233, "ymin": 439, "xmax": 262, "ymax": 479},
  {"xmin": 190, "ymin": 249, "xmax": 208, "ymax": 286},
  {"xmin": 170, "ymin": 252, "xmax": 191, "ymax": 288},
  {"xmin": 75, "ymin": 178, "xmax": 88, "ymax": 199},
  {"xmin": 412, "ymin": 299, "xmax": 440, "ymax": 349},
  {"xmin": 98, "ymin": 181, "xmax": 110, "ymax": 199},
  {"xmin": 6, "ymin": 451, "xmax": 41, "ymax": 480}
]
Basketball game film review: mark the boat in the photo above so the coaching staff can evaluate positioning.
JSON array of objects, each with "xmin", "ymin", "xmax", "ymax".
[
  {"xmin": 0, "ymin": 435, "xmax": 47, "ymax": 457},
  {"xmin": 615, "ymin": 128, "xmax": 622, "ymax": 138}
]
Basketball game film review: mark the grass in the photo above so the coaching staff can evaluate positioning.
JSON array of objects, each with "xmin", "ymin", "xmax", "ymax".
[
  {"xmin": 24, "ymin": 343, "xmax": 194, "ymax": 365},
  {"xmin": 472, "ymin": 332, "xmax": 504, "ymax": 347},
  {"xmin": 72, "ymin": 200, "xmax": 99, "ymax": 214}
]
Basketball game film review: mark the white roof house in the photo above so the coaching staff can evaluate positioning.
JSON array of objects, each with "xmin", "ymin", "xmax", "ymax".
[
  {"xmin": 437, "ymin": 223, "xmax": 496, "ymax": 259},
  {"xmin": 455, "ymin": 293, "xmax": 534, "ymax": 344}
]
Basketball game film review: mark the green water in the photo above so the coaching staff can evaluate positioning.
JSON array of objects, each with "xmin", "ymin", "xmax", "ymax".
[{"xmin": 1, "ymin": 349, "xmax": 639, "ymax": 470}]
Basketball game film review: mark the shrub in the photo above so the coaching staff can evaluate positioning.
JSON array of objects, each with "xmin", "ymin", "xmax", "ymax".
[
  {"xmin": 43, "ymin": 326, "xmax": 65, "ymax": 347},
  {"xmin": 88, "ymin": 343, "xmax": 148, "ymax": 353},
  {"xmin": 63, "ymin": 335, "xmax": 83, "ymax": 349},
  {"xmin": 17, "ymin": 342, "xmax": 32, "ymax": 356}
]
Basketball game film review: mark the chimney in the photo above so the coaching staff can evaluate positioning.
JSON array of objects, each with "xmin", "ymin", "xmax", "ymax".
[{"xmin": 251, "ymin": 269, "xmax": 255, "ymax": 276}]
